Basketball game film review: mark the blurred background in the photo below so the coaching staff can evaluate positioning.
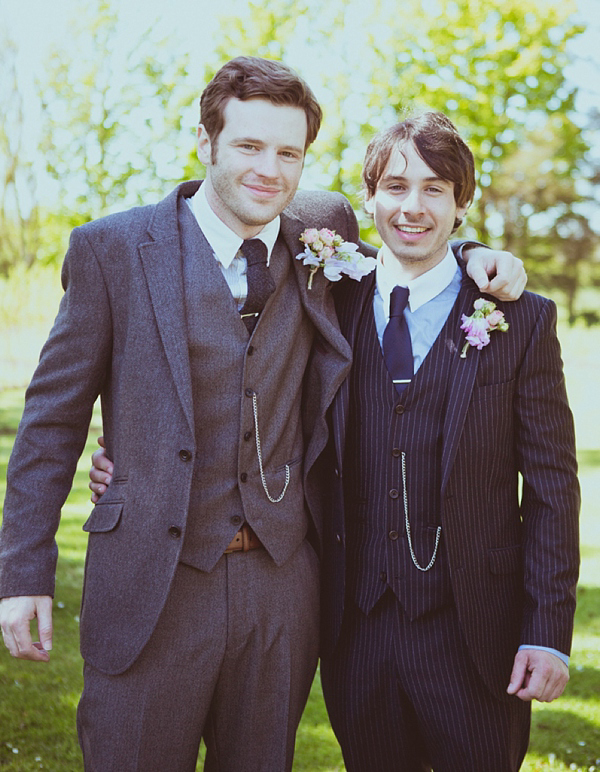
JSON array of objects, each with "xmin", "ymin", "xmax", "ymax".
[{"xmin": 0, "ymin": 0, "xmax": 599, "ymax": 770}]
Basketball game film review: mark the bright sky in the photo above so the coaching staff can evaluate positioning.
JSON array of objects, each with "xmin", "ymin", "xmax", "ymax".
[{"xmin": 1, "ymin": 0, "xmax": 598, "ymax": 204}]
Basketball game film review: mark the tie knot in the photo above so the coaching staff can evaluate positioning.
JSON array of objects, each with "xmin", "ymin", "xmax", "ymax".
[
  {"xmin": 242, "ymin": 239, "xmax": 268, "ymax": 267},
  {"xmin": 389, "ymin": 285, "xmax": 409, "ymax": 317}
]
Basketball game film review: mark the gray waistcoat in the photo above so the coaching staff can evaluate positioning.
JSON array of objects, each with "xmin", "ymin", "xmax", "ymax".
[{"xmin": 177, "ymin": 202, "xmax": 314, "ymax": 572}]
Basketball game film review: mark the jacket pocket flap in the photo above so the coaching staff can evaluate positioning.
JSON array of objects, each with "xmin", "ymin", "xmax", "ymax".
[
  {"xmin": 82, "ymin": 502, "xmax": 124, "ymax": 533},
  {"xmin": 488, "ymin": 545, "xmax": 522, "ymax": 575}
]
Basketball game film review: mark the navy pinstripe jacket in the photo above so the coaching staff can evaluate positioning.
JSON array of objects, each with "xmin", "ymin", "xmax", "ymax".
[{"xmin": 320, "ymin": 260, "xmax": 580, "ymax": 699}]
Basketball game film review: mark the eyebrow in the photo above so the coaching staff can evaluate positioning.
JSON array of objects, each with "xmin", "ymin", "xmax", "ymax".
[
  {"xmin": 231, "ymin": 137, "xmax": 304, "ymax": 153},
  {"xmin": 381, "ymin": 174, "xmax": 451, "ymax": 185}
]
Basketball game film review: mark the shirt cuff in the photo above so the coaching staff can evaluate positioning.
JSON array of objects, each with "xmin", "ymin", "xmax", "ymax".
[
  {"xmin": 518, "ymin": 644, "xmax": 569, "ymax": 667},
  {"xmin": 449, "ymin": 239, "xmax": 489, "ymax": 261}
]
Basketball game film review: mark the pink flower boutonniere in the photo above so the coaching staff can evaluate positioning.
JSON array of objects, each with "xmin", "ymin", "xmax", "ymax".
[
  {"xmin": 460, "ymin": 299, "xmax": 509, "ymax": 358},
  {"xmin": 296, "ymin": 227, "xmax": 377, "ymax": 289}
]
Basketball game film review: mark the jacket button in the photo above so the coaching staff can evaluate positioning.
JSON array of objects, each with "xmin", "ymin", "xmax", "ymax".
[
  {"xmin": 168, "ymin": 526, "xmax": 181, "ymax": 538},
  {"xmin": 245, "ymin": 388, "xmax": 254, "ymax": 397},
  {"xmin": 240, "ymin": 472, "xmax": 248, "ymax": 483},
  {"xmin": 388, "ymin": 530, "xmax": 399, "ymax": 541},
  {"xmin": 231, "ymin": 515, "xmax": 242, "ymax": 526},
  {"xmin": 395, "ymin": 404, "xmax": 405, "ymax": 415},
  {"xmin": 247, "ymin": 346, "xmax": 254, "ymax": 356},
  {"xmin": 179, "ymin": 449, "xmax": 192, "ymax": 462},
  {"xmin": 336, "ymin": 533, "xmax": 342, "ymax": 544},
  {"xmin": 389, "ymin": 489, "xmax": 399, "ymax": 499}
]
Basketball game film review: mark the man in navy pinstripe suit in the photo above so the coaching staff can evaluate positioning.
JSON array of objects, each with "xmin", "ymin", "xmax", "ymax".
[{"xmin": 319, "ymin": 111, "xmax": 580, "ymax": 771}]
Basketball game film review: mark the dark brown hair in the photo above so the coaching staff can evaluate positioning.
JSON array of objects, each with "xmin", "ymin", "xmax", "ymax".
[
  {"xmin": 200, "ymin": 56, "xmax": 322, "ymax": 159},
  {"xmin": 362, "ymin": 111, "xmax": 476, "ymax": 231}
]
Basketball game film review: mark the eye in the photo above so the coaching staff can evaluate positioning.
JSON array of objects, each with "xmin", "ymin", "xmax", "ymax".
[{"xmin": 280, "ymin": 150, "xmax": 302, "ymax": 160}]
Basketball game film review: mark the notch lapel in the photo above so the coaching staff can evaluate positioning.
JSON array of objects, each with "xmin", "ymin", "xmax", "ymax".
[
  {"xmin": 138, "ymin": 184, "xmax": 198, "ymax": 436},
  {"xmin": 440, "ymin": 278, "xmax": 483, "ymax": 494},
  {"xmin": 331, "ymin": 272, "xmax": 376, "ymax": 474}
]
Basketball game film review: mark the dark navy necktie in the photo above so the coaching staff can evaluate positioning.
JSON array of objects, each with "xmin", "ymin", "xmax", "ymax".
[
  {"xmin": 239, "ymin": 239, "xmax": 275, "ymax": 333},
  {"xmin": 383, "ymin": 285, "xmax": 413, "ymax": 395}
]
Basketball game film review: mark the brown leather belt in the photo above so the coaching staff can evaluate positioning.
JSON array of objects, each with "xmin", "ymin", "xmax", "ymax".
[{"xmin": 224, "ymin": 523, "xmax": 263, "ymax": 554}]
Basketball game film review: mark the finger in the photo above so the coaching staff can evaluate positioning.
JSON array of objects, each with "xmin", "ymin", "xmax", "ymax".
[
  {"xmin": 98, "ymin": 435, "xmax": 105, "ymax": 449},
  {"xmin": 466, "ymin": 263, "xmax": 491, "ymax": 292},
  {"xmin": 36, "ymin": 597, "xmax": 53, "ymax": 652},
  {"xmin": 506, "ymin": 655, "xmax": 528, "ymax": 695},
  {"xmin": 12, "ymin": 618, "xmax": 49, "ymax": 662},
  {"xmin": 90, "ymin": 448, "xmax": 113, "ymax": 475},
  {"xmin": 1, "ymin": 623, "xmax": 19, "ymax": 658}
]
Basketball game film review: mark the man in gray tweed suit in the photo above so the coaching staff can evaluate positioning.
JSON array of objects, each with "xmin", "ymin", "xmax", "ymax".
[{"xmin": 0, "ymin": 58, "xmax": 524, "ymax": 771}]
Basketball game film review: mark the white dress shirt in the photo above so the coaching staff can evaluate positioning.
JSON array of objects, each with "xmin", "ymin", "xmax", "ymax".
[{"xmin": 187, "ymin": 184, "xmax": 280, "ymax": 309}]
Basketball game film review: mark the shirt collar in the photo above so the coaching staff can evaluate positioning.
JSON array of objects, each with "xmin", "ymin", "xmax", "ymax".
[
  {"xmin": 376, "ymin": 244, "xmax": 458, "ymax": 317},
  {"xmin": 188, "ymin": 182, "xmax": 281, "ymax": 268}
]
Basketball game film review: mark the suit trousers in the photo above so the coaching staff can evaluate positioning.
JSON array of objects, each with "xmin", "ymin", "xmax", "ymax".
[
  {"xmin": 77, "ymin": 540, "xmax": 320, "ymax": 772},
  {"xmin": 321, "ymin": 590, "xmax": 530, "ymax": 772}
]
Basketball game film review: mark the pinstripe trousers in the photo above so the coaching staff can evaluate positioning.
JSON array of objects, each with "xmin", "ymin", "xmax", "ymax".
[{"xmin": 321, "ymin": 591, "xmax": 530, "ymax": 772}]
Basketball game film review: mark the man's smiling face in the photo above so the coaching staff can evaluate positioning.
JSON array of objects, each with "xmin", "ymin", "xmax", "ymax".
[
  {"xmin": 366, "ymin": 140, "xmax": 468, "ymax": 277},
  {"xmin": 197, "ymin": 97, "xmax": 307, "ymax": 239}
]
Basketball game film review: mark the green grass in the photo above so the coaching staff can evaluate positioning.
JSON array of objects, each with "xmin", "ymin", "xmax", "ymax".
[{"xmin": 1, "ymin": 324, "xmax": 600, "ymax": 770}]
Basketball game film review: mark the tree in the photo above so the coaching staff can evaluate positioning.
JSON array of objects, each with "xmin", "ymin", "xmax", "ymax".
[
  {"xmin": 38, "ymin": 0, "xmax": 192, "ymax": 229},
  {"xmin": 0, "ymin": 34, "xmax": 41, "ymax": 274}
]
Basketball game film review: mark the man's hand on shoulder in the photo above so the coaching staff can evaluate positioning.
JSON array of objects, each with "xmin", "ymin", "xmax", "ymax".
[
  {"xmin": 507, "ymin": 648, "xmax": 569, "ymax": 703},
  {"xmin": 89, "ymin": 436, "xmax": 113, "ymax": 503},
  {"xmin": 464, "ymin": 246, "xmax": 527, "ymax": 302},
  {"xmin": 0, "ymin": 595, "xmax": 53, "ymax": 662}
]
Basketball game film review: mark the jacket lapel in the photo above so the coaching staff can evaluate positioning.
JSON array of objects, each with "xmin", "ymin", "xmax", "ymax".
[
  {"xmin": 440, "ymin": 276, "xmax": 482, "ymax": 494},
  {"xmin": 138, "ymin": 182, "xmax": 199, "ymax": 436},
  {"xmin": 331, "ymin": 272, "xmax": 376, "ymax": 473}
]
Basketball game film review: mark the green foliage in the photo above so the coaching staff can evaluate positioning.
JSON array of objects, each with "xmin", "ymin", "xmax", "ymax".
[{"xmin": 37, "ymin": 0, "xmax": 194, "ymax": 223}]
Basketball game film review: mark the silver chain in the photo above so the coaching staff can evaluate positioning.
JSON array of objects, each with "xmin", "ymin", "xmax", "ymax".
[
  {"xmin": 401, "ymin": 451, "xmax": 441, "ymax": 571},
  {"xmin": 251, "ymin": 393, "xmax": 290, "ymax": 503}
]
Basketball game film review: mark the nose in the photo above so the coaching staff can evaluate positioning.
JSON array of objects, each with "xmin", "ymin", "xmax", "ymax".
[
  {"xmin": 254, "ymin": 150, "xmax": 280, "ymax": 179},
  {"xmin": 401, "ymin": 188, "xmax": 424, "ymax": 216}
]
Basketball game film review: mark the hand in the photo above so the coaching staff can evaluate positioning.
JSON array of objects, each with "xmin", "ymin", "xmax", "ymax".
[
  {"xmin": 506, "ymin": 649, "xmax": 569, "ymax": 702},
  {"xmin": 0, "ymin": 596, "xmax": 53, "ymax": 662},
  {"xmin": 464, "ymin": 247, "xmax": 527, "ymax": 301},
  {"xmin": 89, "ymin": 436, "xmax": 113, "ymax": 503}
]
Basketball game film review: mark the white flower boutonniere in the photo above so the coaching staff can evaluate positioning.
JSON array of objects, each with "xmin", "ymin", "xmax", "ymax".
[
  {"xmin": 296, "ymin": 227, "xmax": 377, "ymax": 289},
  {"xmin": 460, "ymin": 299, "xmax": 509, "ymax": 358}
]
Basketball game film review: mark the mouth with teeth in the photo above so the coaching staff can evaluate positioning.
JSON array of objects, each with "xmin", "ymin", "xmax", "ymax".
[{"xmin": 395, "ymin": 223, "xmax": 430, "ymax": 241}]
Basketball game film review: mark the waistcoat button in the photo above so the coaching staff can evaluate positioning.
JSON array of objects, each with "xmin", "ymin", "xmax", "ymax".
[
  {"xmin": 389, "ymin": 489, "xmax": 399, "ymax": 499},
  {"xmin": 240, "ymin": 472, "xmax": 248, "ymax": 483},
  {"xmin": 388, "ymin": 530, "xmax": 399, "ymax": 541},
  {"xmin": 392, "ymin": 448, "xmax": 401, "ymax": 457},
  {"xmin": 394, "ymin": 404, "xmax": 405, "ymax": 415},
  {"xmin": 231, "ymin": 515, "xmax": 242, "ymax": 526},
  {"xmin": 244, "ymin": 431, "xmax": 252, "ymax": 441},
  {"xmin": 245, "ymin": 388, "xmax": 254, "ymax": 397},
  {"xmin": 380, "ymin": 571, "xmax": 387, "ymax": 582}
]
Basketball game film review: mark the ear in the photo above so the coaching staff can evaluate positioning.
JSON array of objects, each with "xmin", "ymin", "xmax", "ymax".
[
  {"xmin": 456, "ymin": 202, "xmax": 469, "ymax": 222},
  {"xmin": 196, "ymin": 124, "xmax": 212, "ymax": 165}
]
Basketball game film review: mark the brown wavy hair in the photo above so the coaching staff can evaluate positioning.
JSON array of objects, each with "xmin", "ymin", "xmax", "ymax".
[
  {"xmin": 362, "ymin": 111, "xmax": 476, "ymax": 231},
  {"xmin": 200, "ymin": 57, "xmax": 322, "ymax": 161}
]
